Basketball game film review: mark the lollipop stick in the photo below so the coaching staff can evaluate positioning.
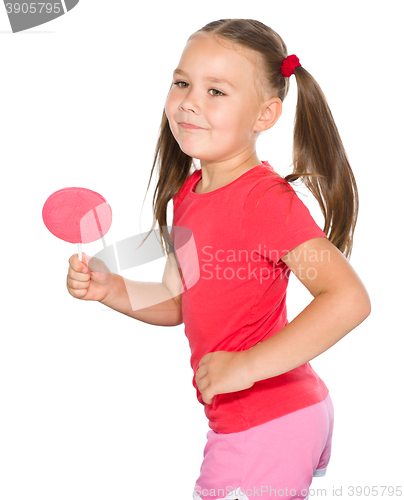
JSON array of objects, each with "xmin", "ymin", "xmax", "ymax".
[
  {"xmin": 77, "ymin": 242, "xmax": 82, "ymax": 262},
  {"xmin": 93, "ymin": 208, "xmax": 108, "ymax": 250}
]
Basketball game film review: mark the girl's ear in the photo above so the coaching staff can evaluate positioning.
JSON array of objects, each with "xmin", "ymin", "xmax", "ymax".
[{"xmin": 254, "ymin": 97, "xmax": 283, "ymax": 132}]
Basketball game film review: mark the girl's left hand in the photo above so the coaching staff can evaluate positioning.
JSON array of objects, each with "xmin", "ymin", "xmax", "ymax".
[{"xmin": 195, "ymin": 350, "xmax": 255, "ymax": 405}]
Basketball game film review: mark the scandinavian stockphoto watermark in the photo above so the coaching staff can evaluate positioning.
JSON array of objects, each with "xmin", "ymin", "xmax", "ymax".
[
  {"xmin": 85, "ymin": 225, "xmax": 330, "ymax": 313},
  {"xmin": 194, "ymin": 485, "xmax": 403, "ymax": 498},
  {"xmin": 201, "ymin": 244, "xmax": 330, "ymax": 284},
  {"xmin": 3, "ymin": 0, "xmax": 79, "ymax": 32},
  {"xmin": 194, "ymin": 485, "xmax": 312, "ymax": 498}
]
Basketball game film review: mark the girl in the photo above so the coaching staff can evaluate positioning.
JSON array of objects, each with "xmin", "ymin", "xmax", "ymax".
[{"xmin": 66, "ymin": 19, "xmax": 371, "ymax": 500}]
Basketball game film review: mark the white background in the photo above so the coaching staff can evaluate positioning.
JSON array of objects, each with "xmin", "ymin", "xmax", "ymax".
[{"xmin": 1, "ymin": 1, "xmax": 403, "ymax": 499}]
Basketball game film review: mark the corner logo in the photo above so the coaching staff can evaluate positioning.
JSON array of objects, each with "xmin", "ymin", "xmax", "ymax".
[{"xmin": 4, "ymin": 0, "xmax": 79, "ymax": 33}]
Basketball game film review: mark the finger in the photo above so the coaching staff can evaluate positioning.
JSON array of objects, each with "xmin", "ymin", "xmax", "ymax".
[
  {"xmin": 202, "ymin": 392, "xmax": 213, "ymax": 405},
  {"xmin": 66, "ymin": 282, "xmax": 88, "ymax": 299},
  {"xmin": 69, "ymin": 253, "xmax": 89, "ymax": 274},
  {"xmin": 198, "ymin": 353, "xmax": 211, "ymax": 368},
  {"xmin": 195, "ymin": 365, "xmax": 207, "ymax": 383},
  {"xmin": 68, "ymin": 267, "xmax": 91, "ymax": 282},
  {"xmin": 196, "ymin": 374, "xmax": 210, "ymax": 393},
  {"xmin": 67, "ymin": 274, "xmax": 90, "ymax": 290}
]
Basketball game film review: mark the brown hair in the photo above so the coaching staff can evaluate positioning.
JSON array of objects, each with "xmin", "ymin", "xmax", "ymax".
[{"xmin": 141, "ymin": 18, "xmax": 358, "ymax": 260}]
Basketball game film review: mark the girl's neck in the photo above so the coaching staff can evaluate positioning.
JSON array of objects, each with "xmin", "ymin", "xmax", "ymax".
[{"xmin": 197, "ymin": 152, "xmax": 261, "ymax": 194}]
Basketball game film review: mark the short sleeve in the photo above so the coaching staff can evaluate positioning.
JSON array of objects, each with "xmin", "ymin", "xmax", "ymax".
[{"xmin": 242, "ymin": 176, "xmax": 328, "ymax": 265}]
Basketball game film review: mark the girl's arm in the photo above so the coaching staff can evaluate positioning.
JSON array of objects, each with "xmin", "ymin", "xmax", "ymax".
[
  {"xmin": 245, "ymin": 236, "xmax": 371, "ymax": 382},
  {"xmin": 100, "ymin": 252, "xmax": 183, "ymax": 327},
  {"xmin": 195, "ymin": 237, "xmax": 371, "ymax": 404}
]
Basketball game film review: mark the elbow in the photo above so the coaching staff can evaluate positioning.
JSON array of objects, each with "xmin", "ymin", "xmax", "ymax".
[
  {"xmin": 362, "ymin": 298, "xmax": 372, "ymax": 321},
  {"xmin": 365, "ymin": 295, "xmax": 372, "ymax": 317},
  {"xmin": 329, "ymin": 285, "xmax": 371, "ymax": 326},
  {"xmin": 171, "ymin": 303, "xmax": 184, "ymax": 326},
  {"xmin": 360, "ymin": 286, "xmax": 372, "ymax": 319},
  {"xmin": 358, "ymin": 301, "xmax": 371, "ymax": 325},
  {"xmin": 352, "ymin": 288, "xmax": 372, "ymax": 324}
]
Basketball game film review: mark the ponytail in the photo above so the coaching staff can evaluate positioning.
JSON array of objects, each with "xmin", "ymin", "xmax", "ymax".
[
  {"xmin": 285, "ymin": 66, "xmax": 358, "ymax": 259},
  {"xmin": 142, "ymin": 19, "xmax": 359, "ymax": 260},
  {"xmin": 196, "ymin": 19, "xmax": 359, "ymax": 260}
]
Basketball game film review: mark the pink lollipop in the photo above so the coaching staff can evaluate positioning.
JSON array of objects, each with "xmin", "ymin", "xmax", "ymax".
[{"xmin": 42, "ymin": 187, "xmax": 112, "ymax": 261}]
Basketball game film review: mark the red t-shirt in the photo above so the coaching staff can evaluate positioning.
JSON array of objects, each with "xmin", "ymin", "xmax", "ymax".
[{"xmin": 172, "ymin": 161, "xmax": 329, "ymax": 433}]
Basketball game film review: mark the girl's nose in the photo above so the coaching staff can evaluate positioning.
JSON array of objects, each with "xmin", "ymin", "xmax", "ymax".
[{"xmin": 179, "ymin": 90, "xmax": 200, "ymax": 114}]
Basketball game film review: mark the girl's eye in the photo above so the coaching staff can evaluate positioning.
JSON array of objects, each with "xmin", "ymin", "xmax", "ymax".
[
  {"xmin": 209, "ymin": 89, "xmax": 225, "ymax": 97},
  {"xmin": 174, "ymin": 81, "xmax": 189, "ymax": 89},
  {"xmin": 173, "ymin": 81, "xmax": 225, "ymax": 97}
]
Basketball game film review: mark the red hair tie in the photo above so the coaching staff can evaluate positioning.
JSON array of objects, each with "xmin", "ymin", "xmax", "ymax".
[{"xmin": 281, "ymin": 54, "xmax": 301, "ymax": 77}]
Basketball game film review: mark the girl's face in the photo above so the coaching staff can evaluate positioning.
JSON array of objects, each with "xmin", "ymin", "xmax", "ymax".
[{"xmin": 165, "ymin": 33, "xmax": 269, "ymax": 163}]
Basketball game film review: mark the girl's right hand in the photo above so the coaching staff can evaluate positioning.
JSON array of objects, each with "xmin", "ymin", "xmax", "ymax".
[{"xmin": 66, "ymin": 252, "xmax": 114, "ymax": 302}]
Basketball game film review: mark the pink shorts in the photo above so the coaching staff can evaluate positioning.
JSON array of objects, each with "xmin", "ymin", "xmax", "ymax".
[{"xmin": 193, "ymin": 394, "xmax": 334, "ymax": 500}]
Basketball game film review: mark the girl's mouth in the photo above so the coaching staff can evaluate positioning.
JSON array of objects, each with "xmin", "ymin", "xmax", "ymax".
[{"xmin": 179, "ymin": 122, "xmax": 204, "ymax": 130}]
